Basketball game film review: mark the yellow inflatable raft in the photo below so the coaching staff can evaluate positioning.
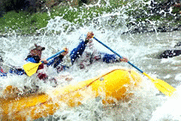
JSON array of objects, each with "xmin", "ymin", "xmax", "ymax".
[{"xmin": 0, "ymin": 69, "xmax": 142, "ymax": 120}]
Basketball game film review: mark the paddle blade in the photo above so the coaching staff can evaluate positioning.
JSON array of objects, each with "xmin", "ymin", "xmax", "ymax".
[
  {"xmin": 153, "ymin": 79, "xmax": 176, "ymax": 97},
  {"xmin": 143, "ymin": 72, "xmax": 176, "ymax": 96},
  {"xmin": 23, "ymin": 62, "xmax": 42, "ymax": 76}
]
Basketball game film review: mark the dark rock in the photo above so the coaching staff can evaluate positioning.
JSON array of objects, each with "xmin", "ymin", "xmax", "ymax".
[
  {"xmin": 159, "ymin": 50, "xmax": 181, "ymax": 58},
  {"xmin": 159, "ymin": 42, "xmax": 181, "ymax": 58}
]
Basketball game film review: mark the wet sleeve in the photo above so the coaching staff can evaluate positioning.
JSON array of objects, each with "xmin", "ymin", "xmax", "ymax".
[
  {"xmin": 47, "ymin": 55, "xmax": 64, "ymax": 68},
  {"xmin": 102, "ymin": 53, "xmax": 117, "ymax": 63},
  {"xmin": 0, "ymin": 72, "xmax": 7, "ymax": 77},
  {"xmin": 46, "ymin": 58, "xmax": 55, "ymax": 66},
  {"xmin": 70, "ymin": 40, "xmax": 87, "ymax": 64}
]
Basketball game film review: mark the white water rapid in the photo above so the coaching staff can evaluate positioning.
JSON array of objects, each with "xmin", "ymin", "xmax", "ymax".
[{"xmin": 1, "ymin": 0, "xmax": 181, "ymax": 121}]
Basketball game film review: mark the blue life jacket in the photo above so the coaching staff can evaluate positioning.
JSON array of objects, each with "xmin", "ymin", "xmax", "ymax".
[
  {"xmin": 0, "ymin": 72, "xmax": 7, "ymax": 77},
  {"xmin": 0, "ymin": 66, "xmax": 25, "ymax": 76},
  {"xmin": 0, "ymin": 66, "xmax": 25, "ymax": 77}
]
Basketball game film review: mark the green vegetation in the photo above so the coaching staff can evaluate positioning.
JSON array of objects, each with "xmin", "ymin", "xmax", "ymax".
[
  {"xmin": 0, "ymin": 0, "xmax": 130, "ymax": 35},
  {"xmin": 0, "ymin": 0, "xmax": 180, "ymax": 35},
  {"xmin": 0, "ymin": 11, "xmax": 50, "ymax": 35}
]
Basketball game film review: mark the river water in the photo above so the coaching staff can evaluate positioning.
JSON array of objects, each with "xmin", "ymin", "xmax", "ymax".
[
  {"xmin": 1, "ymin": 1, "xmax": 181, "ymax": 120},
  {"xmin": 0, "ymin": 29, "xmax": 181, "ymax": 121}
]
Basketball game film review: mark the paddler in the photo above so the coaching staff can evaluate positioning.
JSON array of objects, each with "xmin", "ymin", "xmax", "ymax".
[
  {"xmin": 25, "ymin": 44, "xmax": 48, "ymax": 80},
  {"xmin": 6, "ymin": 44, "xmax": 47, "ymax": 77},
  {"xmin": 69, "ymin": 32, "xmax": 128, "ymax": 69},
  {"xmin": 1, "ymin": 44, "xmax": 69, "ymax": 80},
  {"xmin": 25, "ymin": 44, "xmax": 69, "ymax": 81}
]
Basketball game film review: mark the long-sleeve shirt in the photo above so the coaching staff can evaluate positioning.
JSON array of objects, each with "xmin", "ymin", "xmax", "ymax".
[
  {"xmin": 47, "ymin": 55, "xmax": 64, "ymax": 68},
  {"xmin": 70, "ymin": 34, "xmax": 88, "ymax": 64}
]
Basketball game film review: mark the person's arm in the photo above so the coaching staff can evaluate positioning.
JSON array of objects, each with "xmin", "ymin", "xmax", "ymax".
[
  {"xmin": 46, "ymin": 57, "xmax": 56, "ymax": 66},
  {"xmin": 47, "ymin": 54, "xmax": 65, "ymax": 67},
  {"xmin": 70, "ymin": 40, "xmax": 87, "ymax": 64},
  {"xmin": 47, "ymin": 48, "xmax": 68, "ymax": 67},
  {"xmin": 101, "ymin": 53, "xmax": 128, "ymax": 63},
  {"xmin": 70, "ymin": 32, "xmax": 94, "ymax": 64}
]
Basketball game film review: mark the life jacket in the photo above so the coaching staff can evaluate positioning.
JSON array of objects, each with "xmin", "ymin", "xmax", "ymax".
[{"xmin": 0, "ymin": 67, "xmax": 4, "ymax": 73}]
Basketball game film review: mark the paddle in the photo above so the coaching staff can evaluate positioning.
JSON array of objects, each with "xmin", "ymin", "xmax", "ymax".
[
  {"xmin": 23, "ymin": 50, "xmax": 65, "ymax": 77},
  {"xmin": 93, "ymin": 37, "xmax": 176, "ymax": 97}
]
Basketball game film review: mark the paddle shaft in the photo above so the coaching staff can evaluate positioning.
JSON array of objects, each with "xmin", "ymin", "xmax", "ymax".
[
  {"xmin": 93, "ymin": 37, "xmax": 144, "ymax": 73},
  {"xmin": 46, "ymin": 50, "xmax": 65, "ymax": 61}
]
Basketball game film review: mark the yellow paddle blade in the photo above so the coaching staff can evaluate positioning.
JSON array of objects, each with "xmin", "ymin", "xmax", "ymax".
[
  {"xmin": 23, "ymin": 62, "xmax": 42, "ymax": 76},
  {"xmin": 143, "ymin": 72, "xmax": 176, "ymax": 96},
  {"xmin": 153, "ymin": 79, "xmax": 176, "ymax": 96}
]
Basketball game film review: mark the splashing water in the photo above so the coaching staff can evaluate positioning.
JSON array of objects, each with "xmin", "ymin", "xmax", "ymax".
[{"xmin": 1, "ymin": 0, "xmax": 181, "ymax": 120}]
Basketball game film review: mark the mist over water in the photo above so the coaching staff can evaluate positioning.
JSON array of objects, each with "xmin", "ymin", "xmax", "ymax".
[{"xmin": 1, "ymin": 0, "xmax": 181, "ymax": 120}]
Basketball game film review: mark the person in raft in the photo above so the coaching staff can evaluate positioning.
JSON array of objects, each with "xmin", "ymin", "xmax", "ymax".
[
  {"xmin": 69, "ymin": 32, "xmax": 128, "ymax": 69},
  {"xmin": 6, "ymin": 44, "xmax": 69, "ymax": 81},
  {"xmin": 1, "ymin": 44, "xmax": 48, "ymax": 80},
  {"xmin": 25, "ymin": 44, "xmax": 69, "ymax": 81}
]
